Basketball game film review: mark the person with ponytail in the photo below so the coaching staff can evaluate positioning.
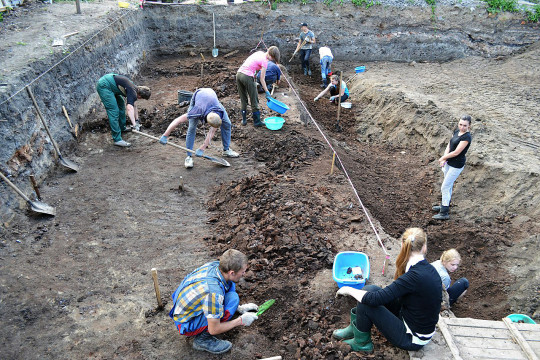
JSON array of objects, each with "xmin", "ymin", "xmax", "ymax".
[{"xmin": 333, "ymin": 228, "xmax": 442, "ymax": 353}]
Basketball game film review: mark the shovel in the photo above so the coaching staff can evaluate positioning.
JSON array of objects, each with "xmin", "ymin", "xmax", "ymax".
[
  {"xmin": 0, "ymin": 172, "xmax": 56, "ymax": 216},
  {"xmin": 26, "ymin": 86, "xmax": 79, "ymax": 172},
  {"xmin": 132, "ymin": 129, "xmax": 230, "ymax": 167},
  {"xmin": 212, "ymin": 13, "xmax": 218, "ymax": 58},
  {"xmin": 288, "ymin": 38, "xmax": 307, "ymax": 63}
]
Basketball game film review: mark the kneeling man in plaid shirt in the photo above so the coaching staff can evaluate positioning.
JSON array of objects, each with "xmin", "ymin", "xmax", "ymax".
[{"xmin": 169, "ymin": 249, "xmax": 259, "ymax": 354}]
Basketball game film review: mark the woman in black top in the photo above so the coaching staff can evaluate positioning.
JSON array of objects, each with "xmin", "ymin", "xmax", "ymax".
[
  {"xmin": 433, "ymin": 115, "xmax": 472, "ymax": 220},
  {"xmin": 333, "ymin": 228, "xmax": 442, "ymax": 352}
]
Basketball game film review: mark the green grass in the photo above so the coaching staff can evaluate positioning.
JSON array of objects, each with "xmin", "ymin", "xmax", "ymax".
[
  {"xmin": 16, "ymin": 41, "xmax": 28, "ymax": 46},
  {"xmin": 352, "ymin": 0, "xmax": 377, "ymax": 8},
  {"xmin": 525, "ymin": 3, "xmax": 540, "ymax": 21},
  {"xmin": 482, "ymin": 0, "xmax": 519, "ymax": 13}
]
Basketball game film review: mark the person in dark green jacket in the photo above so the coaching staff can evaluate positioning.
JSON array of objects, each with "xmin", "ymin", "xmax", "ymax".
[{"xmin": 96, "ymin": 74, "xmax": 151, "ymax": 147}]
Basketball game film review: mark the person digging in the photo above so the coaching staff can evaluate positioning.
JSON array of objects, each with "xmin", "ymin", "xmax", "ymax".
[
  {"xmin": 96, "ymin": 73, "xmax": 151, "ymax": 147},
  {"xmin": 159, "ymin": 88, "xmax": 239, "ymax": 168},
  {"xmin": 169, "ymin": 249, "xmax": 259, "ymax": 354}
]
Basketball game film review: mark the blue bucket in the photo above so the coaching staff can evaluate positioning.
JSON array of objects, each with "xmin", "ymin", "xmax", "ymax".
[
  {"xmin": 355, "ymin": 66, "xmax": 366, "ymax": 73},
  {"xmin": 263, "ymin": 117, "xmax": 285, "ymax": 131},
  {"xmin": 507, "ymin": 314, "xmax": 536, "ymax": 324},
  {"xmin": 332, "ymin": 251, "xmax": 370, "ymax": 289},
  {"xmin": 267, "ymin": 97, "xmax": 289, "ymax": 114}
]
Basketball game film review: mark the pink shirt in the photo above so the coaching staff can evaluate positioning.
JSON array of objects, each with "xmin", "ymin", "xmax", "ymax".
[{"xmin": 238, "ymin": 51, "xmax": 268, "ymax": 77}]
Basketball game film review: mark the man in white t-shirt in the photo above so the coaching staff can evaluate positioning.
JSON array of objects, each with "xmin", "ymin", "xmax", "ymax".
[{"xmin": 319, "ymin": 46, "xmax": 333, "ymax": 88}]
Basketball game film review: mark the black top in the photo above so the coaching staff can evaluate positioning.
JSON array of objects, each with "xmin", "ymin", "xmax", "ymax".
[
  {"xmin": 447, "ymin": 130, "xmax": 472, "ymax": 169},
  {"xmin": 113, "ymin": 75, "xmax": 138, "ymax": 106},
  {"xmin": 362, "ymin": 260, "xmax": 442, "ymax": 335}
]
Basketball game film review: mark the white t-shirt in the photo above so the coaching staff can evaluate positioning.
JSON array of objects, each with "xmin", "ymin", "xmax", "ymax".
[{"xmin": 319, "ymin": 46, "xmax": 333, "ymax": 59}]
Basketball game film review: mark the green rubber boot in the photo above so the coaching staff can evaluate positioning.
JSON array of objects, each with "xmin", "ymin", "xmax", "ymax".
[
  {"xmin": 343, "ymin": 321, "xmax": 374, "ymax": 353},
  {"xmin": 332, "ymin": 308, "xmax": 356, "ymax": 340}
]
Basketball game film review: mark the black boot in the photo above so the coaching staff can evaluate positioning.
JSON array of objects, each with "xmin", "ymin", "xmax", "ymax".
[
  {"xmin": 241, "ymin": 110, "xmax": 247, "ymax": 126},
  {"xmin": 432, "ymin": 205, "xmax": 441, "ymax": 212},
  {"xmin": 433, "ymin": 205, "xmax": 450, "ymax": 220},
  {"xmin": 253, "ymin": 111, "xmax": 263, "ymax": 127}
]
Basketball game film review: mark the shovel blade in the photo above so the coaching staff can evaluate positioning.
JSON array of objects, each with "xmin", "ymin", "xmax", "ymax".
[
  {"xmin": 59, "ymin": 156, "xmax": 79, "ymax": 172},
  {"xmin": 212, "ymin": 48, "xmax": 218, "ymax": 57},
  {"xmin": 204, "ymin": 154, "xmax": 230, "ymax": 167},
  {"xmin": 29, "ymin": 200, "xmax": 56, "ymax": 216}
]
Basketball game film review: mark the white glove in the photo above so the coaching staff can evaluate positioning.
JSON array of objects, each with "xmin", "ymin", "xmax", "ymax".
[
  {"xmin": 314, "ymin": 97, "xmax": 319, "ymax": 102},
  {"xmin": 335, "ymin": 286, "xmax": 353, "ymax": 298},
  {"xmin": 240, "ymin": 312, "xmax": 258, "ymax": 326},
  {"xmin": 330, "ymin": 96, "xmax": 337, "ymax": 101},
  {"xmin": 237, "ymin": 303, "xmax": 258, "ymax": 314},
  {"xmin": 134, "ymin": 121, "xmax": 141, "ymax": 131}
]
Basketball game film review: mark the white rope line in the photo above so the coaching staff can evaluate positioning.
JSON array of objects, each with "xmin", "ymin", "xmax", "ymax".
[
  {"xmin": 0, "ymin": 9, "xmax": 134, "ymax": 108},
  {"xmin": 259, "ymin": 39, "xmax": 390, "ymax": 259}
]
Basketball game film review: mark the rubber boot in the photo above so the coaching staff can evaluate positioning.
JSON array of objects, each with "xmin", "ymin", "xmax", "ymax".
[
  {"xmin": 432, "ymin": 205, "xmax": 450, "ymax": 220},
  {"xmin": 253, "ymin": 111, "xmax": 263, "ymax": 127},
  {"xmin": 332, "ymin": 308, "xmax": 356, "ymax": 340},
  {"xmin": 432, "ymin": 205, "xmax": 441, "ymax": 212},
  {"xmin": 343, "ymin": 322, "xmax": 374, "ymax": 353},
  {"xmin": 241, "ymin": 110, "xmax": 247, "ymax": 126}
]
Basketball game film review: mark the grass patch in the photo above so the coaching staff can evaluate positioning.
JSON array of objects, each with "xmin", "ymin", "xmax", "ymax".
[
  {"xmin": 483, "ymin": 0, "xmax": 519, "ymax": 13},
  {"xmin": 525, "ymin": 3, "xmax": 540, "ymax": 21}
]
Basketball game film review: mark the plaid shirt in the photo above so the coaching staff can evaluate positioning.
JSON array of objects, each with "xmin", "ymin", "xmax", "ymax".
[{"xmin": 171, "ymin": 261, "xmax": 230, "ymax": 324}]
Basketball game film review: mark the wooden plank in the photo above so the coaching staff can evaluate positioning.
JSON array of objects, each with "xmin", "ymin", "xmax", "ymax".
[
  {"xmin": 445, "ymin": 317, "xmax": 510, "ymax": 329},
  {"xmin": 503, "ymin": 317, "xmax": 539, "ymax": 360},
  {"xmin": 460, "ymin": 346, "xmax": 527, "ymax": 359},
  {"xmin": 438, "ymin": 317, "xmax": 464, "ymax": 360},
  {"xmin": 449, "ymin": 325, "xmax": 514, "ymax": 340},
  {"xmin": 453, "ymin": 335, "xmax": 522, "ymax": 350}
]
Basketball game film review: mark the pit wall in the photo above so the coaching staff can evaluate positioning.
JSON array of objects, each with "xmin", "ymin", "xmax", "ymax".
[
  {"xmin": 350, "ymin": 83, "xmax": 540, "ymax": 220},
  {"xmin": 0, "ymin": 3, "xmax": 537, "ymax": 225}
]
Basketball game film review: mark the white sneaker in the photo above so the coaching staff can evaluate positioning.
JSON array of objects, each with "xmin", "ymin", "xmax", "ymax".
[
  {"xmin": 114, "ymin": 140, "xmax": 131, "ymax": 147},
  {"xmin": 222, "ymin": 149, "xmax": 239, "ymax": 158},
  {"xmin": 184, "ymin": 156, "xmax": 194, "ymax": 168}
]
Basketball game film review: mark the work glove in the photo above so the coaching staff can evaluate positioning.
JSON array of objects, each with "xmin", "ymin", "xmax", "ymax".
[
  {"xmin": 159, "ymin": 135, "xmax": 168, "ymax": 145},
  {"xmin": 330, "ymin": 96, "xmax": 337, "ymax": 101},
  {"xmin": 265, "ymin": 91, "xmax": 272, "ymax": 101},
  {"xmin": 237, "ymin": 303, "xmax": 259, "ymax": 314},
  {"xmin": 240, "ymin": 312, "xmax": 258, "ymax": 326},
  {"xmin": 335, "ymin": 286, "xmax": 354, "ymax": 298},
  {"xmin": 134, "ymin": 121, "xmax": 141, "ymax": 131},
  {"xmin": 314, "ymin": 96, "xmax": 320, "ymax": 102},
  {"xmin": 195, "ymin": 149, "xmax": 204, "ymax": 157}
]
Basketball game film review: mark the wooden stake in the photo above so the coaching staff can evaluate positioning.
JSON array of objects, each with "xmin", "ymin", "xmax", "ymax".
[
  {"xmin": 29, "ymin": 175, "xmax": 42, "ymax": 201},
  {"xmin": 151, "ymin": 268, "xmax": 164, "ymax": 309},
  {"xmin": 330, "ymin": 152, "xmax": 336, "ymax": 175},
  {"xmin": 62, "ymin": 106, "xmax": 73, "ymax": 129},
  {"xmin": 200, "ymin": 63, "xmax": 204, "ymax": 79}
]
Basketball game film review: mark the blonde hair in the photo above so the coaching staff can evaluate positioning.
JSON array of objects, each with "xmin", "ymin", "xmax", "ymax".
[
  {"xmin": 394, "ymin": 228, "xmax": 427, "ymax": 280},
  {"xmin": 440, "ymin": 248, "xmax": 461, "ymax": 264},
  {"xmin": 219, "ymin": 249, "xmax": 248, "ymax": 273},
  {"xmin": 207, "ymin": 112, "xmax": 222, "ymax": 128}
]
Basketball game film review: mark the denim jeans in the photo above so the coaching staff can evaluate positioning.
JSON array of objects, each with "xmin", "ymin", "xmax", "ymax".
[
  {"xmin": 355, "ymin": 285, "xmax": 424, "ymax": 351},
  {"xmin": 186, "ymin": 100, "xmax": 232, "ymax": 156},
  {"xmin": 300, "ymin": 49, "xmax": 312, "ymax": 71},
  {"xmin": 448, "ymin": 278, "xmax": 469, "ymax": 305},
  {"xmin": 441, "ymin": 163, "xmax": 464, "ymax": 206},
  {"xmin": 320, "ymin": 55, "xmax": 332, "ymax": 81}
]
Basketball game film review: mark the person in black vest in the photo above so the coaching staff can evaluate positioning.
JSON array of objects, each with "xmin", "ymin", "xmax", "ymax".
[
  {"xmin": 333, "ymin": 227, "xmax": 442, "ymax": 353},
  {"xmin": 433, "ymin": 115, "xmax": 472, "ymax": 220}
]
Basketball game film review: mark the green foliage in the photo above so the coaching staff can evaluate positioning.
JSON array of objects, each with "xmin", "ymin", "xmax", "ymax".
[
  {"xmin": 482, "ymin": 0, "xmax": 519, "ymax": 13},
  {"xmin": 16, "ymin": 41, "xmax": 28, "ymax": 46},
  {"xmin": 352, "ymin": 0, "xmax": 376, "ymax": 8},
  {"xmin": 0, "ymin": 13, "xmax": 3, "ymax": 22},
  {"xmin": 525, "ymin": 3, "xmax": 540, "ymax": 21}
]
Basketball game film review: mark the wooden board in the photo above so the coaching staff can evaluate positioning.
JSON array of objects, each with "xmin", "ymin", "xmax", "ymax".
[{"xmin": 438, "ymin": 317, "xmax": 540, "ymax": 360}]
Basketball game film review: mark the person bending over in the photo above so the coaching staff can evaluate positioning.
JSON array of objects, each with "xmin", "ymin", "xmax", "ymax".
[
  {"xmin": 314, "ymin": 74, "xmax": 349, "ymax": 104},
  {"xmin": 159, "ymin": 88, "xmax": 239, "ymax": 169},
  {"xmin": 431, "ymin": 248, "xmax": 469, "ymax": 306}
]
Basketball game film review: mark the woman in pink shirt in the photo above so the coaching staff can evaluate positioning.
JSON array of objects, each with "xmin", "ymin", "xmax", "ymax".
[{"xmin": 236, "ymin": 46, "xmax": 280, "ymax": 127}]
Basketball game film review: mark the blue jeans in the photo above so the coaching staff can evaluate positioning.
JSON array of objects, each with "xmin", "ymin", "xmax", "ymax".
[
  {"xmin": 440, "ymin": 163, "xmax": 464, "ymax": 206},
  {"xmin": 320, "ymin": 55, "xmax": 332, "ymax": 81},
  {"xmin": 355, "ymin": 285, "xmax": 424, "ymax": 351},
  {"xmin": 186, "ymin": 102, "xmax": 232, "ymax": 157},
  {"xmin": 448, "ymin": 278, "xmax": 469, "ymax": 305},
  {"xmin": 178, "ymin": 286, "xmax": 239, "ymax": 336},
  {"xmin": 300, "ymin": 49, "xmax": 312, "ymax": 71}
]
